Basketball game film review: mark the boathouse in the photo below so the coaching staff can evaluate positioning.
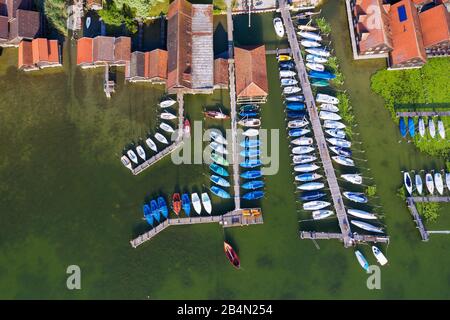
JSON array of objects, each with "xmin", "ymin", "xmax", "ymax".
[
  {"xmin": 18, "ymin": 38, "xmax": 61, "ymax": 71},
  {"xmin": 419, "ymin": 4, "xmax": 450, "ymax": 56},
  {"xmin": 76, "ymin": 36, "xmax": 131, "ymax": 68},
  {"xmin": 234, "ymin": 45, "xmax": 268, "ymax": 104},
  {"xmin": 125, "ymin": 49, "xmax": 168, "ymax": 83},
  {"xmin": 166, "ymin": 0, "xmax": 214, "ymax": 94}
]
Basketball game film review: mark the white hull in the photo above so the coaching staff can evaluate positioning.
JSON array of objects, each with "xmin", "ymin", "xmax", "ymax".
[
  {"xmin": 298, "ymin": 31, "xmax": 322, "ymax": 41},
  {"xmin": 305, "ymin": 48, "xmax": 330, "ymax": 57},
  {"xmin": 446, "ymin": 173, "xmax": 450, "ymax": 191},
  {"xmin": 160, "ymin": 112, "xmax": 177, "ymax": 120},
  {"xmin": 280, "ymin": 70, "xmax": 296, "ymax": 78},
  {"xmin": 288, "ymin": 119, "xmax": 309, "ymax": 128},
  {"xmin": 136, "ymin": 145, "xmax": 146, "ymax": 160},
  {"xmin": 191, "ymin": 193, "xmax": 202, "ymax": 214},
  {"xmin": 292, "ymin": 155, "xmax": 316, "ymax": 164},
  {"xmin": 291, "ymin": 137, "xmax": 314, "ymax": 146},
  {"xmin": 355, "ymin": 250, "xmax": 369, "ymax": 271},
  {"xmin": 306, "ymin": 54, "xmax": 327, "ymax": 63},
  {"xmin": 306, "ymin": 62, "xmax": 324, "ymax": 71},
  {"xmin": 327, "ymin": 138, "xmax": 351, "ymax": 148},
  {"xmin": 418, "ymin": 117, "xmax": 425, "ymax": 137},
  {"xmin": 273, "ymin": 18, "xmax": 285, "ymax": 37},
  {"xmin": 319, "ymin": 111, "xmax": 341, "ymax": 121},
  {"xmin": 127, "ymin": 150, "xmax": 139, "ymax": 164},
  {"xmin": 320, "ymin": 104, "xmax": 339, "ymax": 113},
  {"xmin": 294, "ymin": 164, "xmax": 320, "ymax": 172},
  {"xmin": 303, "ymin": 201, "xmax": 330, "ymax": 211},
  {"xmin": 438, "ymin": 120, "xmax": 445, "ymax": 139},
  {"xmin": 332, "ymin": 156, "xmax": 354, "ymax": 167},
  {"xmin": 372, "ymin": 246, "xmax": 388, "ymax": 266},
  {"xmin": 292, "ymin": 146, "xmax": 315, "ymax": 154},
  {"xmin": 316, "ymin": 93, "xmax": 339, "ymax": 104},
  {"xmin": 298, "ymin": 182, "xmax": 324, "ymax": 191},
  {"xmin": 415, "ymin": 174, "xmax": 423, "ymax": 195},
  {"xmin": 404, "ymin": 172, "xmax": 413, "ymax": 195},
  {"xmin": 341, "ymin": 174, "xmax": 362, "ymax": 185},
  {"xmin": 155, "ymin": 133, "xmax": 169, "ymax": 145},
  {"xmin": 323, "ymin": 120, "xmax": 346, "ymax": 129},
  {"xmin": 325, "ymin": 129, "xmax": 346, "ymax": 139},
  {"xmin": 312, "ymin": 210, "xmax": 334, "ymax": 220},
  {"xmin": 210, "ymin": 131, "xmax": 228, "ymax": 145},
  {"xmin": 243, "ymin": 129, "xmax": 259, "ymax": 137},
  {"xmin": 434, "ymin": 172, "xmax": 444, "ymax": 195},
  {"xmin": 298, "ymin": 25, "xmax": 318, "ymax": 31},
  {"xmin": 351, "ymin": 220, "xmax": 384, "ymax": 233},
  {"xmin": 429, "ymin": 119, "xmax": 436, "ymax": 138},
  {"xmin": 160, "ymin": 122, "xmax": 175, "ymax": 133},
  {"xmin": 283, "ymin": 86, "xmax": 302, "ymax": 95},
  {"xmin": 146, "ymin": 138, "xmax": 157, "ymax": 152},
  {"xmin": 121, "ymin": 155, "xmax": 132, "ymax": 169},
  {"xmin": 301, "ymin": 40, "xmax": 321, "ymax": 48},
  {"xmin": 425, "ymin": 173, "xmax": 434, "ymax": 194},
  {"xmin": 210, "ymin": 142, "xmax": 228, "ymax": 155},
  {"xmin": 201, "ymin": 193, "xmax": 212, "ymax": 214},
  {"xmin": 347, "ymin": 209, "xmax": 377, "ymax": 220},
  {"xmin": 159, "ymin": 99, "xmax": 177, "ymax": 108},
  {"xmin": 238, "ymin": 119, "xmax": 261, "ymax": 127}
]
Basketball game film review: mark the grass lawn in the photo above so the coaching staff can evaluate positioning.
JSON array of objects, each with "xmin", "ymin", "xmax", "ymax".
[{"xmin": 371, "ymin": 57, "xmax": 450, "ymax": 158}]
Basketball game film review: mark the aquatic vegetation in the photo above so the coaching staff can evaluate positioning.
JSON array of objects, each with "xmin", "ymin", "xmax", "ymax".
[
  {"xmin": 418, "ymin": 202, "xmax": 441, "ymax": 223},
  {"xmin": 326, "ymin": 56, "xmax": 345, "ymax": 86},
  {"xmin": 35, "ymin": 0, "xmax": 68, "ymax": 36},
  {"xmin": 315, "ymin": 17, "xmax": 331, "ymax": 34},
  {"xmin": 366, "ymin": 185, "xmax": 377, "ymax": 197},
  {"xmin": 397, "ymin": 186, "xmax": 406, "ymax": 201},
  {"xmin": 336, "ymin": 92, "xmax": 354, "ymax": 138}
]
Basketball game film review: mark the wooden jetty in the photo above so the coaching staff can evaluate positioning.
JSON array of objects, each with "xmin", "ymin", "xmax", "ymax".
[
  {"xmin": 104, "ymin": 64, "xmax": 115, "ymax": 98},
  {"xmin": 266, "ymin": 48, "xmax": 291, "ymax": 55},
  {"xmin": 396, "ymin": 111, "xmax": 450, "ymax": 117},
  {"xmin": 130, "ymin": 209, "xmax": 263, "ymax": 248},
  {"xmin": 279, "ymin": 0, "xmax": 355, "ymax": 248},
  {"xmin": 410, "ymin": 196, "xmax": 450, "ymax": 203},
  {"xmin": 406, "ymin": 197, "xmax": 429, "ymax": 241},
  {"xmin": 300, "ymin": 231, "xmax": 390, "ymax": 244}
]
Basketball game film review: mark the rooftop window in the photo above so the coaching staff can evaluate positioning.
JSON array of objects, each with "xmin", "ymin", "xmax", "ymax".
[{"xmin": 398, "ymin": 5, "xmax": 407, "ymax": 22}]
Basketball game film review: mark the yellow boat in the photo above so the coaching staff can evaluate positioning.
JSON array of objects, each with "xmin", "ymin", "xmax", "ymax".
[{"xmin": 278, "ymin": 54, "xmax": 292, "ymax": 61}]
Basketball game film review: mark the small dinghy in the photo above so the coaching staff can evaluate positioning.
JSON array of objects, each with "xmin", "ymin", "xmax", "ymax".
[
  {"xmin": 301, "ymin": 40, "xmax": 321, "ymax": 48},
  {"xmin": 210, "ymin": 153, "xmax": 229, "ymax": 166},
  {"xmin": 295, "ymin": 173, "xmax": 322, "ymax": 182},
  {"xmin": 329, "ymin": 146, "xmax": 352, "ymax": 157},
  {"xmin": 160, "ymin": 122, "xmax": 175, "ymax": 133},
  {"xmin": 316, "ymin": 93, "xmax": 339, "ymax": 104},
  {"xmin": 347, "ymin": 209, "xmax": 377, "ymax": 220},
  {"xmin": 415, "ymin": 174, "xmax": 423, "ymax": 195},
  {"xmin": 285, "ymin": 95, "xmax": 305, "ymax": 102},
  {"xmin": 210, "ymin": 163, "xmax": 229, "ymax": 177},
  {"xmin": 404, "ymin": 172, "xmax": 413, "ymax": 195},
  {"xmin": 240, "ymin": 149, "xmax": 260, "ymax": 158},
  {"xmin": 408, "ymin": 117, "xmax": 415, "ymax": 137},
  {"xmin": 136, "ymin": 145, "xmax": 146, "ymax": 160},
  {"xmin": 446, "ymin": 172, "xmax": 450, "ymax": 191},
  {"xmin": 240, "ymin": 170, "xmax": 262, "ymax": 179},
  {"xmin": 323, "ymin": 120, "xmax": 346, "ymax": 129},
  {"xmin": 325, "ymin": 129, "xmax": 346, "ymax": 139},
  {"xmin": 286, "ymin": 102, "xmax": 305, "ymax": 111},
  {"xmin": 297, "ymin": 31, "xmax": 322, "ymax": 41},
  {"xmin": 294, "ymin": 163, "xmax": 320, "ymax": 172},
  {"xmin": 311, "ymin": 79, "xmax": 329, "ymax": 87},
  {"xmin": 182, "ymin": 193, "xmax": 191, "ymax": 216},
  {"xmin": 297, "ymin": 182, "xmax": 324, "ymax": 191},
  {"xmin": 355, "ymin": 250, "xmax": 369, "ymax": 271},
  {"xmin": 278, "ymin": 54, "xmax": 291, "ymax": 61},
  {"xmin": 239, "ymin": 111, "xmax": 259, "ymax": 118},
  {"xmin": 288, "ymin": 118, "xmax": 309, "ymax": 128},
  {"xmin": 306, "ymin": 54, "xmax": 328, "ymax": 64},
  {"xmin": 283, "ymin": 86, "xmax": 302, "ymax": 95},
  {"xmin": 289, "ymin": 128, "xmax": 311, "ymax": 137},
  {"xmin": 143, "ymin": 205, "xmax": 153, "ymax": 225},
  {"xmin": 127, "ymin": 149, "xmax": 139, "ymax": 164},
  {"xmin": 146, "ymin": 137, "xmax": 157, "ymax": 152},
  {"xmin": 291, "ymin": 137, "xmax": 314, "ymax": 146},
  {"xmin": 241, "ymin": 180, "xmax": 264, "ymax": 190},
  {"xmin": 242, "ymin": 191, "xmax": 264, "ymax": 200},
  {"xmin": 210, "ymin": 174, "xmax": 230, "ymax": 187},
  {"xmin": 425, "ymin": 173, "xmax": 434, "ymax": 194},
  {"xmin": 429, "ymin": 118, "xmax": 436, "ymax": 138},
  {"xmin": 320, "ymin": 104, "xmax": 339, "ymax": 113},
  {"xmin": 183, "ymin": 119, "xmax": 190, "ymax": 137},
  {"xmin": 157, "ymin": 197, "xmax": 168, "ymax": 218},
  {"xmin": 273, "ymin": 17, "xmax": 285, "ymax": 37},
  {"xmin": 160, "ymin": 111, "xmax": 177, "ymax": 120},
  {"xmin": 240, "ymin": 138, "xmax": 260, "ymax": 148},
  {"xmin": 201, "ymin": 193, "xmax": 212, "ymax": 214},
  {"xmin": 191, "ymin": 193, "xmax": 202, "ymax": 215},
  {"xmin": 224, "ymin": 242, "xmax": 240, "ymax": 269},
  {"xmin": 341, "ymin": 174, "xmax": 362, "ymax": 185},
  {"xmin": 351, "ymin": 220, "xmax": 384, "ymax": 233},
  {"xmin": 243, "ymin": 129, "xmax": 259, "ymax": 137},
  {"xmin": 240, "ymin": 104, "xmax": 259, "ymax": 112},
  {"xmin": 281, "ymin": 78, "xmax": 299, "ymax": 86},
  {"xmin": 319, "ymin": 111, "xmax": 341, "ymax": 121},
  {"xmin": 301, "ymin": 191, "xmax": 326, "ymax": 201},
  {"xmin": 399, "ymin": 117, "xmax": 407, "ymax": 137},
  {"xmin": 292, "ymin": 146, "xmax": 315, "ymax": 155},
  {"xmin": 240, "ymin": 159, "xmax": 262, "ymax": 168},
  {"xmin": 332, "ymin": 156, "xmax": 354, "ymax": 167},
  {"xmin": 327, "ymin": 138, "xmax": 351, "ymax": 148},
  {"xmin": 372, "ymin": 246, "xmax": 388, "ymax": 266},
  {"xmin": 210, "ymin": 130, "xmax": 227, "ymax": 145},
  {"xmin": 159, "ymin": 99, "xmax": 177, "ymax": 108},
  {"xmin": 434, "ymin": 172, "xmax": 444, "ymax": 195},
  {"xmin": 172, "ymin": 193, "xmax": 181, "ymax": 216},
  {"xmin": 298, "ymin": 24, "xmax": 318, "ymax": 31},
  {"xmin": 312, "ymin": 210, "xmax": 334, "ymax": 220},
  {"xmin": 204, "ymin": 110, "xmax": 230, "ymax": 119},
  {"xmin": 418, "ymin": 117, "xmax": 426, "ymax": 137},
  {"xmin": 150, "ymin": 200, "xmax": 160, "ymax": 222},
  {"xmin": 86, "ymin": 17, "xmax": 91, "ymax": 29},
  {"xmin": 210, "ymin": 186, "xmax": 231, "ymax": 199},
  {"xmin": 305, "ymin": 48, "xmax": 330, "ymax": 57},
  {"xmin": 155, "ymin": 132, "xmax": 169, "ymax": 144},
  {"xmin": 306, "ymin": 62, "xmax": 324, "ymax": 71},
  {"xmin": 280, "ymin": 62, "xmax": 295, "ymax": 70},
  {"xmin": 120, "ymin": 155, "xmax": 132, "ymax": 169},
  {"xmin": 438, "ymin": 120, "xmax": 446, "ymax": 139},
  {"xmin": 309, "ymin": 71, "xmax": 336, "ymax": 80},
  {"xmin": 303, "ymin": 201, "xmax": 330, "ymax": 211},
  {"xmin": 343, "ymin": 192, "xmax": 368, "ymax": 203},
  {"xmin": 280, "ymin": 70, "xmax": 296, "ymax": 78},
  {"xmin": 210, "ymin": 141, "xmax": 228, "ymax": 154}
]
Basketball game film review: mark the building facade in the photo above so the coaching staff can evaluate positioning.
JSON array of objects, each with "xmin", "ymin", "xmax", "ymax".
[
  {"xmin": 125, "ymin": 49, "xmax": 168, "ymax": 83},
  {"xmin": 18, "ymin": 38, "xmax": 61, "ymax": 71}
]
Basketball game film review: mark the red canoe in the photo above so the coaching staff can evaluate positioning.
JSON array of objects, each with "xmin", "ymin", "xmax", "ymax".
[
  {"xmin": 173, "ymin": 193, "xmax": 181, "ymax": 216},
  {"xmin": 224, "ymin": 242, "xmax": 240, "ymax": 269},
  {"xmin": 204, "ymin": 111, "xmax": 230, "ymax": 119}
]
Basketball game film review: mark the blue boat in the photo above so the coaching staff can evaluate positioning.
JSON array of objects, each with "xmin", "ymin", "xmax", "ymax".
[
  {"xmin": 240, "ymin": 149, "xmax": 260, "ymax": 157},
  {"xmin": 300, "ymin": 191, "xmax": 326, "ymax": 201},
  {"xmin": 287, "ymin": 111, "xmax": 306, "ymax": 119},
  {"xmin": 343, "ymin": 192, "xmax": 368, "ymax": 204},
  {"xmin": 144, "ymin": 214, "xmax": 154, "ymax": 225},
  {"xmin": 279, "ymin": 61, "xmax": 295, "ymax": 69},
  {"xmin": 210, "ymin": 163, "xmax": 229, "ymax": 177},
  {"xmin": 210, "ymin": 174, "xmax": 230, "ymax": 187},
  {"xmin": 157, "ymin": 197, "xmax": 168, "ymax": 218},
  {"xmin": 330, "ymin": 146, "xmax": 352, "ymax": 157},
  {"xmin": 399, "ymin": 117, "xmax": 407, "ymax": 137},
  {"xmin": 150, "ymin": 200, "xmax": 160, "ymax": 222},
  {"xmin": 242, "ymin": 191, "xmax": 264, "ymax": 200},
  {"xmin": 181, "ymin": 193, "xmax": 191, "ymax": 216},
  {"xmin": 241, "ymin": 180, "xmax": 265, "ymax": 190},
  {"xmin": 210, "ymin": 186, "xmax": 231, "ymax": 199},
  {"xmin": 289, "ymin": 128, "xmax": 310, "ymax": 137},
  {"xmin": 408, "ymin": 117, "xmax": 415, "ymax": 137},
  {"xmin": 240, "ymin": 104, "xmax": 259, "ymax": 112},
  {"xmin": 240, "ymin": 170, "xmax": 262, "ymax": 179},
  {"xmin": 143, "ymin": 204, "xmax": 152, "ymax": 220},
  {"xmin": 308, "ymin": 70, "xmax": 336, "ymax": 80},
  {"xmin": 240, "ymin": 138, "xmax": 260, "ymax": 148},
  {"xmin": 239, "ymin": 111, "xmax": 258, "ymax": 117},
  {"xmin": 240, "ymin": 159, "xmax": 262, "ymax": 168},
  {"xmin": 286, "ymin": 102, "xmax": 305, "ymax": 111},
  {"xmin": 295, "ymin": 173, "xmax": 321, "ymax": 182}
]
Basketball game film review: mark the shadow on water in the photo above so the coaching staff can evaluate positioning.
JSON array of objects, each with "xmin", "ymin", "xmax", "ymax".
[{"xmin": 395, "ymin": 103, "xmax": 450, "ymax": 111}]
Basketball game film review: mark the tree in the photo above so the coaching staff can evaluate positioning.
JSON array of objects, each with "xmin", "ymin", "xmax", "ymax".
[{"xmin": 99, "ymin": 1, "xmax": 138, "ymax": 34}]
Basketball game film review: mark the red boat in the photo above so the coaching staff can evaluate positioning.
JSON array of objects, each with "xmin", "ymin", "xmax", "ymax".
[
  {"xmin": 204, "ymin": 110, "xmax": 230, "ymax": 120},
  {"xmin": 183, "ymin": 119, "xmax": 191, "ymax": 137},
  {"xmin": 172, "ymin": 193, "xmax": 181, "ymax": 216},
  {"xmin": 224, "ymin": 242, "xmax": 240, "ymax": 269}
]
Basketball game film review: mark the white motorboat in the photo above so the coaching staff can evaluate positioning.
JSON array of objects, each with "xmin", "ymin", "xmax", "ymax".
[
  {"xmin": 332, "ymin": 156, "xmax": 354, "ymax": 167},
  {"xmin": 325, "ymin": 129, "xmax": 346, "ymax": 139},
  {"xmin": 319, "ymin": 111, "xmax": 341, "ymax": 121},
  {"xmin": 160, "ymin": 111, "xmax": 177, "ymax": 120},
  {"xmin": 312, "ymin": 210, "xmax": 334, "ymax": 220},
  {"xmin": 294, "ymin": 163, "xmax": 320, "ymax": 172},
  {"xmin": 201, "ymin": 192, "xmax": 212, "ymax": 214},
  {"xmin": 292, "ymin": 154, "xmax": 316, "ymax": 164},
  {"xmin": 210, "ymin": 130, "xmax": 228, "ymax": 144},
  {"xmin": 347, "ymin": 209, "xmax": 377, "ymax": 220},
  {"xmin": 429, "ymin": 118, "xmax": 436, "ymax": 138},
  {"xmin": 438, "ymin": 120, "xmax": 446, "ymax": 139},
  {"xmin": 155, "ymin": 132, "xmax": 169, "ymax": 145},
  {"xmin": 327, "ymin": 138, "xmax": 351, "ymax": 148},
  {"xmin": 372, "ymin": 246, "xmax": 388, "ymax": 266},
  {"xmin": 298, "ymin": 24, "xmax": 318, "ymax": 32},
  {"xmin": 127, "ymin": 149, "xmax": 139, "ymax": 164},
  {"xmin": 323, "ymin": 120, "xmax": 346, "ymax": 129},
  {"xmin": 280, "ymin": 70, "xmax": 296, "ymax": 78},
  {"xmin": 210, "ymin": 141, "xmax": 228, "ymax": 155},
  {"xmin": 418, "ymin": 117, "xmax": 426, "ymax": 137},
  {"xmin": 306, "ymin": 54, "xmax": 328, "ymax": 64},
  {"xmin": 303, "ymin": 201, "xmax": 330, "ymax": 211},
  {"xmin": 292, "ymin": 146, "xmax": 315, "ymax": 154},
  {"xmin": 404, "ymin": 172, "xmax": 413, "ymax": 196},
  {"xmin": 297, "ymin": 182, "xmax": 324, "ymax": 191},
  {"xmin": 341, "ymin": 174, "xmax": 362, "ymax": 185},
  {"xmin": 297, "ymin": 31, "xmax": 322, "ymax": 41},
  {"xmin": 191, "ymin": 193, "xmax": 202, "ymax": 214},
  {"xmin": 159, "ymin": 122, "xmax": 175, "ymax": 133},
  {"xmin": 136, "ymin": 145, "xmax": 146, "ymax": 160},
  {"xmin": 159, "ymin": 99, "xmax": 177, "ymax": 108},
  {"xmin": 306, "ymin": 62, "xmax": 325, "ymax": 72},
  {"xmin": 120, "ymin": 155, "xmax": 132, "ymax": 169},
  {"xmin": 243, "ymin": 129, "xmax": 259, "ymax": 137},
  {"xmin": 305, "ymin": 48, "xmax": 331, "ymax": 57},
  {"xmin": 316, "ymin": 93, "xmax": 339, "ymax": 104},
  {"xmin": 86, "ymin": 17, "xmax": 91, "ymax": 29},
  {"xmin": 351, "ymin": 220, "xmax": 384, "ymax": 233},
  {"xmin": 355, "ymin": 250, "xmax": 369, "ymax": 271},
  {"xmin": 301, "ymin": 40, "xmax": 321, "ymax": 48},
  {"xmin": 291, "ymin": 137, "xmax": 314, "ymax": 146},
  {"xmin": 288, "ymin": 118, "xmax": 309, "ymax": 128},
  {"xmin": 281, "ymin": 78, "xmax": 299, "ymax": 86},
  {"xmin": 434, "ymin": 172, "xmax": 444, "ymax": 195},
  {"xmin": 446, "ymin": 172, "xmax": 450, "ymax": 191},
  {"xmin": 320, "ymin": 104, "xmax": 339, "ymax": 113},
  {"xmin": 415, "ymin": 174, "xmax": 423, "ymax": 195},
  {"xmin": 283, "ymin": 86, "xmax": 302, "ymax": 95},
  {"xmin": 238, "ymin": 118, "xmax": 261, "ymax": 127},
  {"xmin": 425, "ymin": 173, "xmax": 434, "ymax": 194},
  {"xmin": 273, "ymin": 17, "xmax": 285, "ymax": 37},
  {"xmin": 146, "ymin": 137, "xmax": 157, "ymax": 152}
]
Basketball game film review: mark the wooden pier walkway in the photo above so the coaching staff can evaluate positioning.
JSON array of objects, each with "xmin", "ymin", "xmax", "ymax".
[
  {"xmin": 410, "ymin": 196, "xmax": 450, "ymax": 203},
  {"xmin": 130, "ymin": 209, "xmax": 263, "ymax": 248},
  {"xmin": 279, "ymin": 0, "xmax": 354, "ymax": 248},
  {"xmin": 300, "ymin": 231, "xmax": 390, "ymax": 244},
  {"xmin": 396, "ymin": 111, "xmax": 450, "ymax": 117},
  {"xmin": 406, "ymin": 197, "xmax": 429, "ymax": 241},
  {"xmin": 266, "ymin": 48, "xmax": 291, "ymax": 55}
]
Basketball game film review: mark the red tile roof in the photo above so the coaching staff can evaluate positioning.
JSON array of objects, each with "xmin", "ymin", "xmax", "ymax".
[
  {"xmin": 389, "ymin": 0, "xmax": 427, "ymax": 66},
  {"xmin": 77, "ymin": 37, "xmax": 93, "ymax": 65},
  {"xmin": 214, "ymin": 58, "xmax": 228, "ymax": 86},
  {"xmin": 0, "ymin": 15, "xmax": 8, "ymax": 40},
  {"xmin": 19, "ymin": 38, "xmax": 59, "ymax": 69},
  {"xmin": 114, "ymin": 36, "xmax": 131, "ymax": 63},
  {"xmin": 93, "ymin": 36, "xmax": 114, "ymax": 62},
  {"xmin": 419, "ymin": 4, "xmax": 450, "ymax": 48},
  {"xmin": 9, "ymin": 9, "xmax": 40, "ymax": 40},
  {"xmin": 18, "ymin": 39, "xmax": 32, "ymax": 68},
  {"xmin": 147, "ymin": 49, "xmax": 168, "ymax": 79},
  {"xmin": 235, "ymin": 45, "xmax": 268, "ymax": 98}
]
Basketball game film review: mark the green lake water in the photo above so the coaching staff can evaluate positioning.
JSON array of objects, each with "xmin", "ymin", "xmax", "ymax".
[{"xmin": 0, "ymin": 1, "xmax": 449, "ymax": 299}]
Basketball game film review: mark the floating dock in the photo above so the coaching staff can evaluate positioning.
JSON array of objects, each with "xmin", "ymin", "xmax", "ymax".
[
  {"xmin": 396, "ymin": 111, "xmax": 450, "ymax": 117},
  {"xmin": 300, "ymin": 231, "xmax": 390, "ymax": 244}
]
